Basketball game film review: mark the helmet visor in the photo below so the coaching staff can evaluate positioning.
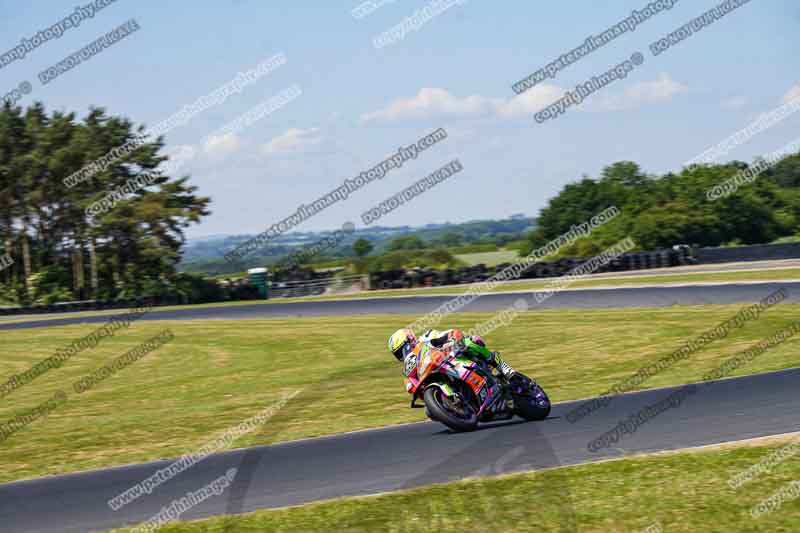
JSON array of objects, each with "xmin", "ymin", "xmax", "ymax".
[{"xmin": 394, "ymin": 342, "xmax": 414, "ymax": 361}]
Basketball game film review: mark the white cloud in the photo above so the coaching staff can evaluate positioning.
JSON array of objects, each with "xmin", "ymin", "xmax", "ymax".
[
  {"xmin": 626, "ymin": 74, "xmax": 688, "ymax": 102},
  {"xmin": 361, "ymin": 86, "xmax": 563, "ymax": 121},
  {"xmin": 203, "ymin": 133, "xmax": 241, "ymax": 158},
  {"xmin": 782, "ymin": 84, "xmax": 800, "ymax": 104},
  {"xmin": 361, "ymin": 88, "xmax": 499, "ymax": 121},
  {"xmin": 584, "ymin": 74, "xmax": 688, "ymax": 112},
  {"xmin": 261, "ymin": 127, "xmax": 322, "ymax": 156},
  {"xmin": 495, "ymin": 85, "xmax": 564, "ymax": 118},
  {"xmin": 362, "ymin": 78, "xmax": 683, "ymax": 122}
]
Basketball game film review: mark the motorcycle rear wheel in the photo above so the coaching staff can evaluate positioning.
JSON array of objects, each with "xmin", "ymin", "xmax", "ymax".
[{"xmin": 423, "ymin": 385, "xmax": 479, "ymax": 432}]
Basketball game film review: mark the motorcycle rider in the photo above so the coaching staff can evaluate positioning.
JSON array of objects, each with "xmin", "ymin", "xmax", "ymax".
[{"xmin": 388, "ymin": 327, "xmax": 517, "ymax": 379}]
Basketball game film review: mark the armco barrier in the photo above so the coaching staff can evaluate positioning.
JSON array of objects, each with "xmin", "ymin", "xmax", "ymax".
[
  {"xmin": 0, "ymin": 297, "xmax": 156, "ymax": 317},
  {"xmin": 694, "ymin": 243, "xmax": 800, "ymax": 264}
]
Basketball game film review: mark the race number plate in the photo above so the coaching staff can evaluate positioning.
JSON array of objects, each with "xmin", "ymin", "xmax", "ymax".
[{"xmin": 464, "ymin": 372, "xmax": 486, "ymax": 395}]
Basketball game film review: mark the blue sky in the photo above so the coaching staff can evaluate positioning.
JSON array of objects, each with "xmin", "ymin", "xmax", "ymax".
[{"xmin": 1, "ymin": 0, "xmax": 798, "ymax": 238}]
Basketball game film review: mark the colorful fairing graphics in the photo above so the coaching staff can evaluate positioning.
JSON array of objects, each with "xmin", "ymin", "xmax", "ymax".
[{"xmin": 404, "ymin": 340, "xmax": 551, "ymax": 431}]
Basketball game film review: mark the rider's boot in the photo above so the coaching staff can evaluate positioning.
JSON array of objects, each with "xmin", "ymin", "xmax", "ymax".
[{"xmin": 491, "ymin": 351, "xmax": 516, "ymax": 379}]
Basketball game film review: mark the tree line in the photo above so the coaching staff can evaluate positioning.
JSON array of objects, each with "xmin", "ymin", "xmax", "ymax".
[
  {"xmin": 523, "ymin": 158, "xmax": 800, "ymax": 257},
  {"xmin": 0, "ymin": 102, "xmax": 209, "ymax": 305}
]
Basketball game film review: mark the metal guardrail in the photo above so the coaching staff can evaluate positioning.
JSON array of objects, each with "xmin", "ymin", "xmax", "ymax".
[
  {"xmin": 0, "ymin": 297, "xmax": 158, "ymax": 317},
  {"xmin": 693, "ymin": 243, "xmax": 800, "ymax": 264}
]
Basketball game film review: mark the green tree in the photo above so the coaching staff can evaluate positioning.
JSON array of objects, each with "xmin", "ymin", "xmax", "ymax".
[
  {"xmin": 352, "ymin": 237, "xmax": 374, "ymax": 257},
  {"xmin": 522, "ymin": 157, "xmax": 800, "ymax": 256}
]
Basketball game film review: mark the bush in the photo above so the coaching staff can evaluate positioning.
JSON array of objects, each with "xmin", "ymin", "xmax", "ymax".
[
  {"xmin": 28, "ymin": 266, "xmax": 74, "ymax": 305},
  {"xmin": 367, "ymin": 248, "xmax": 461, "ymax": 272},
  {"xmin": 172, "ymin": 273, "xmax": 224, "ymax": 303}
]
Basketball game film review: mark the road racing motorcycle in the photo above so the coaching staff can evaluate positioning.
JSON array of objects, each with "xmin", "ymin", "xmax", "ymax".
[{"xmin": 404, "ymin": 341, "xmax": 551, "ymax": 431}]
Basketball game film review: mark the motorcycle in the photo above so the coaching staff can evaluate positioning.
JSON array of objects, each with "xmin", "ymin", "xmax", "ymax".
[{"xmin": 404, "ymin": 341, "xmax": 551, "ymax": 431}]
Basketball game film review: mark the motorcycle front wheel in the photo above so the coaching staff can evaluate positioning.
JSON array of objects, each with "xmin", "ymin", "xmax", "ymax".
[
  {"xmin": 512, "ymin": 378, "xmax": 551, "ymax": 421},
  {"xmin": 423, "ymin": 385, "xmax": 479, "ymax": 432}
]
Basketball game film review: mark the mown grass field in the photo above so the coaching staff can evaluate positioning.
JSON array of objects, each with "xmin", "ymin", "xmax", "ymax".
[
  {"xmin": 109, "ymin": 434, "xmax": 800, "ymax": 532},
  {"xmin": 454, "ymin": 249, "xmax": 520, "ymax": 266},
  {"xmin": 1, "ymin": 303, "xmax": 798, "ymax": 485}
]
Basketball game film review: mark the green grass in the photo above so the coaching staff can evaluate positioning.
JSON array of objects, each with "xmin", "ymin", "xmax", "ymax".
[
  {"xmin": 771, "ymin": 235, "xmax": 800, "ymax": 244},
  {"xmin": 108, "ymin": 435, "xmax": 800, "ymax": 532},
  {"xmin": 454, "ymin": 249, "xmax": 519, "ymax": 266},
  {"xmin": 1, "ymin": 303, "xmax": 799, "ymax": 485},
  {"xmin": 1, "ymin": 266, "xmax": 797, "ymax": 325}
]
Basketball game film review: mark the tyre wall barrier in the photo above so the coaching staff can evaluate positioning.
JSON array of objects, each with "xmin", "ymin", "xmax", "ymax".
[{"xmin": 367, "ymin": 248, "xmax": 696, "ymax": 291}]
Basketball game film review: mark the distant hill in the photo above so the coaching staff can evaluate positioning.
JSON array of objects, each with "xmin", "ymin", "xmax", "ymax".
[{"xmin": 180, "ymin": 216, "xmax": 537, "ymax": 276}]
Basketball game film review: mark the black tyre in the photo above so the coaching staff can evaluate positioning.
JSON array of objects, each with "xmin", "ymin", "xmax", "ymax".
[
  {"xmin": 512, "ymin": 381, "xmax": 551, "ymax": 421},
  {"xmin": 423, "ymin": 385, "xmax": 478, "ymax": 432}
]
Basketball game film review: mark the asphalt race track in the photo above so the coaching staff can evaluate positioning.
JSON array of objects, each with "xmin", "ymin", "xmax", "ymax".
[
  {"xmin": 1, "ymin": 368, "xmax": 798, "ymax": 533},
  {"xmin": 1, "ymin": 281, "xmax": 798, "ymax": 331},
  {"xmin": 1, "ymin": 280, "xmax": 798, "ymax": 531}
]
